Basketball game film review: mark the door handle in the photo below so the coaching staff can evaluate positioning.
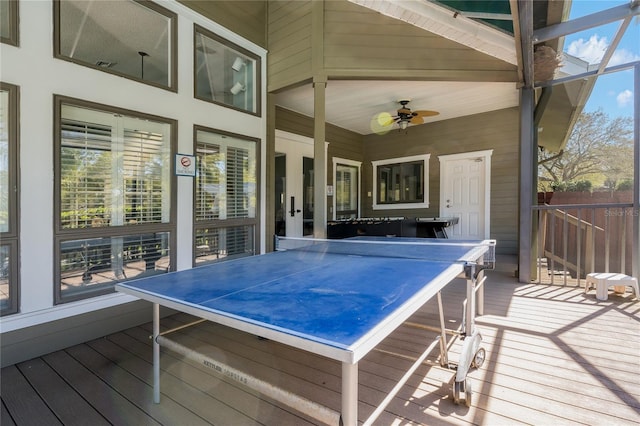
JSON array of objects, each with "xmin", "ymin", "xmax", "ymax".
[{"xmin": 289, "ymin": 196, "xmax": 301, "ymax": 216}]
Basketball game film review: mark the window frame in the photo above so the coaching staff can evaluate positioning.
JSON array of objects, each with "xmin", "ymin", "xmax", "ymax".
[
  {"xmin": 332, "ymin": 157, "xmax": 361, "ymax": 220},
  {"xmin": 193, "ymin": 23, "xmax": 262, "ymax": 117},
  {"xmin": 53, "ymin": 95, "xmax": 177, "ymax": 304},
  {"xmin": 192, "ymin": 124, "xmax": 260, "ymax": 267},
  {"xmin": 53, "ymin": 0, "xmax": 178, "ymax": 92},
  {"xmin": 372, "ymin": 154, "xmax": 430, "ymax": 210},
  {"xmin": 0, "ymin": 0, "xmax": 19, "ymax": 46},
  {"xmin": 1, "ymin": 82, "xmax": 20, "ymax": 316}
]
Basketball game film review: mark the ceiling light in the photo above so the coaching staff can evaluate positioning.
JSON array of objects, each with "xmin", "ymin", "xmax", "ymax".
[
  {"xmin": 230, "ymin": 82, "xmax": 245, "ymax": 95},
  {"xmin": 231, "ymin": 57, "xmax": 246, "ymax": 72}
]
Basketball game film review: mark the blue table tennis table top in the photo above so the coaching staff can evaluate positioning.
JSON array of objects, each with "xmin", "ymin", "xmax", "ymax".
[{"xmin": 116, "ymin": 237, "xmax": 492, "ymax": 362}]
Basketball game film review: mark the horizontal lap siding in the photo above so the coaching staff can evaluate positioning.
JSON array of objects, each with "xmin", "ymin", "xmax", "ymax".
[
  {"xmin": 362, "ymin": 108, "xmax": 519, "ymax": 254},
  {"xmin": 178, "ymin": 1, "xmax": 266, "ymax": 47},
  {"xmin": 323, "ymin": 0, "xmax": 515, "ymax": 75},
  {"xmin": 268, "ymin": 1, "xmax": 313, "ymax": 91}
]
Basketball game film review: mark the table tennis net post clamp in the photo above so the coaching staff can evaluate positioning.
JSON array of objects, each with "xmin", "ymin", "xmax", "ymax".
[{"xmin": 463, "ymin": 242, "xmax": 496, "ymax": 280}]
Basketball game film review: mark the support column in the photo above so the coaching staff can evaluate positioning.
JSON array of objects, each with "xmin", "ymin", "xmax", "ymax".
[
  {"xmin": 517, "ymin": 0, "xmax": 535, "ymax": 283},
  {"xmin": 265, "ymin": 93, "xmax": 276, "ymax": 252},
  {"xmin": 153, "ymin": 303, "xmax": 160, "ymax": 403},
  {"xmin": 633, "ymin": 63, "xmax": 639, "ymax": 279},
  {"xmin": 313, "ymin": 76, "xmax": 327, "ymax": 238}
]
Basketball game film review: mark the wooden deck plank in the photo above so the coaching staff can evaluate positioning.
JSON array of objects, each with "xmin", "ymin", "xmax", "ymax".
[
  {"xmin": 1, "ymin": 400, "xmax": 17, "ymax": 426},
  {"xmin": 42, "ymin": 350, "xmax": 162, "ymax": 426},
  {"xmin": 154, "ymin": 314, "xmax": 471, "ymax": 424},
  {"xmin": 2, "ymin": 275, "xmax": 639, "ymax": 426},
  {"xmin": 111, "ymin": 327, "xmax": 318, "ymax": 425},
  {"xmin": 65, "ymin": 343, "xmax": 210, "ymax": 426},
  {"xmin": 156, "ymin": 313, "xmax": 524, "ymax": 426},
  {"xmin": 84, "ymin": 336, "xmax": 261, "ymax": 425},
  {"xmin": 0, "ymin": 364, "xmax": 62, "ymax": 426},
  {"xmin": 16, "ymin": 358, "xmax": 110, "ymax": 426},
  {"xmin": 157, "ymin": 316, "xmax": 466, "ymax": 425}
]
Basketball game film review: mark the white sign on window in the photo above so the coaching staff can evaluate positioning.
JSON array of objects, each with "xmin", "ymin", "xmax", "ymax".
[{"xmin": 175, "ymin": 154, "xmax": 196, "ymax": 176}]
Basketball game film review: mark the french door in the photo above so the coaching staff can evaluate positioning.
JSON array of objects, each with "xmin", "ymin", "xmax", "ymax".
[{"xmin": 274, "ymin": 132, "xmax": 314, "ymax": 237}]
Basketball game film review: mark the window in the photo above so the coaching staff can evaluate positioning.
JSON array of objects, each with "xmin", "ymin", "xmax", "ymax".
[
  {"xmin": 194, "ymin": 126, "xmax": 258, "ymax": 265},
  {"xmin": 333, "ymin": 158, "xmax": 361, "ymax": 219},
  {"xmin": 0, "ymin": 82, "xmax": 19, "ymax": 315},
  {"xmin": 194, "ymin": 24, "xmax": 261, "ymax": 115},
  {"xmin": 55, "ymin": 97, "xmax": 176, "ymax": 303},
  {"xmin": 54, "ymin": 0, "xmax": 177, "ymax": 91},
  {"xmin": 0, "ymin": 0, "xmax": 18, "ymax": 46},
  {"xmin": 372, "ymin": 154, "xmax": 430, "ymax": 210}
]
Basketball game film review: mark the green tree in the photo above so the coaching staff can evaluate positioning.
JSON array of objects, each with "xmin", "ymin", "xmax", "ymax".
[{"xmin": 538, "ymin": 109, "xmax": 633, "ymax": 191}]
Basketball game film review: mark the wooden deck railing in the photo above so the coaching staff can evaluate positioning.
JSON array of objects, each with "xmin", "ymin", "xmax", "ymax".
[{"xmin": 533, "ymin": 203, "xmax": 635, "ymax": 285}]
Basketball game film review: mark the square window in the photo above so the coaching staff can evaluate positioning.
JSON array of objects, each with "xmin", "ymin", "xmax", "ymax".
[
  {"xmin": 55, "ymin": 0, "xmax": 177, "ymax": 90},
  {"xmin": 55, "ymin": 97, "xmax": 176, "ymax": 303},
  {"xmin": 194, "ymin": 24, "xmax": 261, "ymax": 115},
  {"xmin": 372, "ymin": 154, "xmax": 430, "ymax": 210}
]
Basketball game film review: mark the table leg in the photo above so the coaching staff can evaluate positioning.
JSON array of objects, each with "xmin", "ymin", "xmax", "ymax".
[
  {"xmin": 153, "ymin": 303, "xmax": 160, "ymax": 403},
  {"xmin": 342, "ymin": 362, "xmax": 358, "ymax": 426},
  {"xmin": 466, "ymin": 274, "xmax": 476, "ymax": 335},
  {"xmin": 477, "ymin": 268, "xmax": 485, "ymax": 316}
]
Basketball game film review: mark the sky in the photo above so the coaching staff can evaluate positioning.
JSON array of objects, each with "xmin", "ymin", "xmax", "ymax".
[{"xmin": 562, "ymin": 0, "xmax": 639, "ymax": 118}]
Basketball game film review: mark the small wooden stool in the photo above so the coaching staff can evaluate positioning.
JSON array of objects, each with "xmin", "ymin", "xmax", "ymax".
[{"xmin": 585, "ymin": 273, "xmax": 639, "ymax": 301}]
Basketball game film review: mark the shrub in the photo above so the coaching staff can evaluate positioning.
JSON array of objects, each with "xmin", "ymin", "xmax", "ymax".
[
  {"xmin": 616, "ymin": 179, "xmax": 633, "ymax": 191},
  {"xmin": 551, "ymin": 180, "xmax": 592, "ymax": 192}
]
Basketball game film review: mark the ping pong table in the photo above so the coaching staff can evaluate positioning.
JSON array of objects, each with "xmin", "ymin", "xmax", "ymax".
[{"xmin": 116, "ymin": 236, "xmax": 495, "ymax": 425}]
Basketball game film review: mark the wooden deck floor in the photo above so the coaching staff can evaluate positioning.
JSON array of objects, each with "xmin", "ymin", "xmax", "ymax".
[{"xmin": 2, "ymin": 268, "xmax": 639, "ymax": 425}]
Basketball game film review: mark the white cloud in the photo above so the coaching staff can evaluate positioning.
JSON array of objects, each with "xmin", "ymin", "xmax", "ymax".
[
  {"xmin": 609, "ymin": 48, "xmax": 640, "ymax": 66},
  {"xmin": 567, "ymin": 34, "xmax": 608, "ymax": 64},
  {"xmin": 567, "ymin": 34, "xmax": 640, "ymax": 66},
  {"xmin": 616, "ymin": 90, "xmax": 633, "ymax": 108}
]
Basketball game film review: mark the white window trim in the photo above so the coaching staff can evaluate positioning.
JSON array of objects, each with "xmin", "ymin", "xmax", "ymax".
[
  {"xmin": 332, "ymin": 157, "xmax": 362, "ymax": 220},
  {"xmin": 372, "ymin": 154, "xmax": 430, "ymax": 210}
]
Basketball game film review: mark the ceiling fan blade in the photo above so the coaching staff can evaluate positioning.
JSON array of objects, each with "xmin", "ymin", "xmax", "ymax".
[
  {"xmin": 410, "ymin": 116, "xmax": 425, "ymax": 125},
  {"xmin": 413, "ymin": 110, "xmax": 439, "ymax": 117}
]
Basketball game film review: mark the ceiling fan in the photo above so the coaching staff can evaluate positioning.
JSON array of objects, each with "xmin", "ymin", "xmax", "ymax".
[{"xmin": 371, "ymin": 100, "xmax": 439, "ymax": 134}]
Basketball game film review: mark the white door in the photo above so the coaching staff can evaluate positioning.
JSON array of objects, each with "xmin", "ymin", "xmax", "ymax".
[
  {"xmin": 439, "ymin": 150, "xmax": 492, "ymax": 240},
  {"xmin": 275, "ymin": 131, "xmax": 314, "ymax": 237}
]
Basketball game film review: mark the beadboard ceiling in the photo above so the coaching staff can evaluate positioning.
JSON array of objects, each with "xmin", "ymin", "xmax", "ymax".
[{"xmin": 274, "ymin": 80, "xmax": 520, "ymax": 135}]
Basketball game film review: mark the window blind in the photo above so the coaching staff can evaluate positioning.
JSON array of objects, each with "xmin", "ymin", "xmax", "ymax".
[
  {"xmin": 60, "ymin": 119, "xmax": 113, "ymax": 228},
  {"xmin": 122, "ymin": 128, "xmax": 165, "ymax": 224},
  {"xmin": 227, "ymin": 146, "xmax": 249, "ymax": 219},
  {"xmin": 195, "ymin": 142, "xmax": 222, "ymax": 221}
]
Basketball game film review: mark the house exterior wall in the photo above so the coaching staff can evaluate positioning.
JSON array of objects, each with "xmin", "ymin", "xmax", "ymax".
[
  {"xmin": 178, "ymin": 0, "xmax": 267, "ymax": 48},
  {"xmin": 322, "ymin": 0, "xmax": 516, "ymax": 78},
  {"xmin": 266, "ymin": 0, "xmax": 518, "ymax": 92},
  {"xmin": 267, "ymin": 1, "xmax": 314, "ymax": 92},
  {"xmin": 274, "ymin": 106, "xmax": 520, "ymax": 255},
  {"xmin": 0, "ymin": 0, "xmax": 267, "ymax": 366},
  {"xmin": 361, "ymin": 108, "xmax": 520, "ymax": 254}
]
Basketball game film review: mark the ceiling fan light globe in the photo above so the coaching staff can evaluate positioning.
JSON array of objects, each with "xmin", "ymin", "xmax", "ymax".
[
  {"xmin": 370, "ymin": 113, "xmax": 393, "ymax": 134},
  {"xmin": 376, "ymin": 112, "xmax": 393, "ymax": 126}
]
